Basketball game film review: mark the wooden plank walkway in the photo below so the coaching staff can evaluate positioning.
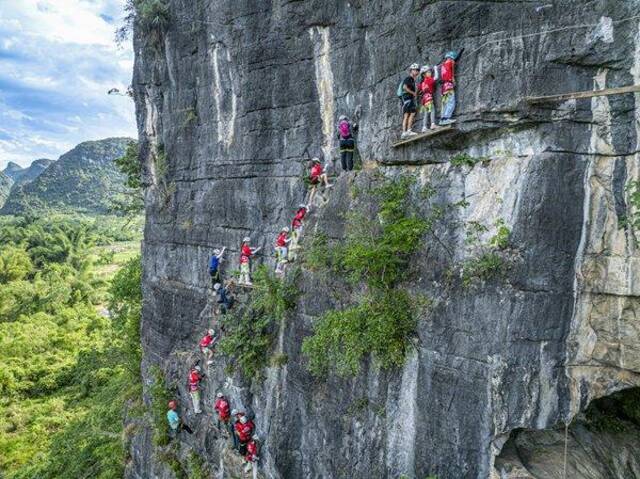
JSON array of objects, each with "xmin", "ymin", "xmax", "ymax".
[
  {"xmin": 526, "ymin": 85, "xmax": 640, "ymax": 104},
  {"xmin": 391, "ymin": 124, "xmax": 455, "ymax": 148}
]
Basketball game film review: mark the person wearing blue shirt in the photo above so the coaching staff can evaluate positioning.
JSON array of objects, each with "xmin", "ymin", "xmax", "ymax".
[
  {"xmin": 209, "ymin": 247, "xmax": 226, "ymax": 285},
  {"xmin": 167, "ymin": 400, "xmax": 193, "ymax": 438}
]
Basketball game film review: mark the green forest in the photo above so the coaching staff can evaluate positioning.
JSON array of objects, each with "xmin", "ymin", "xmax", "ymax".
[{"xmin": 0, "ymin": 214, "xmax": 143, "ymax": 478}]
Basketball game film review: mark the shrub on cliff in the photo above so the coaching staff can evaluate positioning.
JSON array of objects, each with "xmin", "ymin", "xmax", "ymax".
[
  {"xmin": 218, "ymin": 266, "xmax": 299, "ymax": 378},
  {"xmin": 302, "ymin": 175, "xmax": 431, "ymax": 377}
]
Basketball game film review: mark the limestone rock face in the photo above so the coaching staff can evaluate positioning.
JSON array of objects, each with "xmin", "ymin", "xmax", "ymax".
[{"xmin": 129, "ymin": 1, "xmax": 640, "ymax": 478}]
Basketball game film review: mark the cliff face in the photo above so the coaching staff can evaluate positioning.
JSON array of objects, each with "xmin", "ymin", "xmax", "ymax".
[{"xmin": 130, "ymin": 1, "xmax": 640, "ymax": 478}]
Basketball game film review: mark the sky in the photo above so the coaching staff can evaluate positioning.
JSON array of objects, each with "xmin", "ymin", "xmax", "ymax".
[{"xmin": 0, "ymin": 0, "xmax": 136, "ymax": 169}]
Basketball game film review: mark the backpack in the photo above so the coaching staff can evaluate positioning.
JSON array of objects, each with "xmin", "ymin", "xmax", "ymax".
[
  {"xmin": 338, "ymin": 120, "xmax": 351, "ymax": 139},
  {"xmin": 396, "ymin": 80, "xmax": 405, "ymax": 99}
]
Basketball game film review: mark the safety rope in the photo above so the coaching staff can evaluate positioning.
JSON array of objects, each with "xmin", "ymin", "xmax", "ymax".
[{"xmin": 465, "ymin": 13, "xmax": 640, "ymax": 57}]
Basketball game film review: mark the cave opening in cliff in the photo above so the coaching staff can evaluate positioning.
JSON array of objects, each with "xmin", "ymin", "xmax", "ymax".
[{"xmin": 495, "ymin": 387, "xmax": 640, "ymax": 478}]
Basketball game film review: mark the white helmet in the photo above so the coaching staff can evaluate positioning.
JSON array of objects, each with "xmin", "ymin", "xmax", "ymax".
[
  {"xmin": 311, "ymin": 157, "xmax": 321, "ymax": 163},
  {"xmin": 338, "ymin": 115, "xmax": 347, "ymax": 121},
  {"xmin": 194, "ymin": 365, "xmax": 201, "ymax": 372},
  {"xmin": 213, "ymin": 248, "xmax": 221, "ymax": 255},
  {"xmin": 208, "ymin": 328, "xmax": 215, "ymax": 336},
  {"xmin": 242, "ymin": 236, "xmax": 251, "ymax": 243},
  {"xmin": 282, "ymin": 226, "xmax": 290, "ymax": 233},
  {"xmin": 420, "ymin": 65, "xmax": 431, "ymax": 74},
  {"xmin": 298, "ymin": 203, "xmax": 307, "ymax": 209},
  {"xmin": 231, "ymin": 408, "xmax": 238, "ymax": 416},
  {"xmin": 240, "ymin": 416, "xmax": 248, "ymax": 424},
  {"xmin": 213, "ymin": 283, "xmax": 221, "ymax": 291},
  {"xmin": 252, "ymin": 435, "xmax": 259, "ymax": 441},
  {"xmin": 409, "ymin": 63, "xmax": 419, "ymax": 71},
  {"xmin": 216, "ymin": 392, "xmax": 223, "ymax": 398}
]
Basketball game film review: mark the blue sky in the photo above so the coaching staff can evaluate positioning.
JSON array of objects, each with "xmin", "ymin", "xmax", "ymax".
[{"xmin": 0, "ymin": 0, "xmax": 136, "ymax": 169}]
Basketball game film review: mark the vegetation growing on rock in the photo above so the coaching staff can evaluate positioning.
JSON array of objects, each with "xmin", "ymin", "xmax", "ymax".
[
  {"xmin": 302, "ymin": 175, "xmax": 431, "ymax": 377},
  {"xmin": 219, "ymin": 266, "xmax": 300, "ymax": 378}
]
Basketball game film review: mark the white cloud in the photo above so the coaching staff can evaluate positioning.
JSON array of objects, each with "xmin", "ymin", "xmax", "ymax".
[{"xmin": 0, "ymin": 0, "xmax": 136, "ymax": 169}]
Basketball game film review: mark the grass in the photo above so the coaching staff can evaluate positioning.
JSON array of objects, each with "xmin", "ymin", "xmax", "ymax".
[
  {"xmin": 93, "ymin": 241, "xmax": 141, "ymax": 280},
  {"xmin": 450, "ymin": 153, "xmax": 487, "ymax": 168}
]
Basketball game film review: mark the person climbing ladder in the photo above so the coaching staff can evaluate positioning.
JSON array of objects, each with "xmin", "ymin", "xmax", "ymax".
[
  {"xmin": 208, "ymin": 247, "xmax": 226, "ymax": 285},
  {"xmin": 289, "ymin": 203, "xmax": 308, "ymax": 262},
  {"xmin": 274, "ymin": 227, "xmax": 292, "ymax": 275},
  {"xmin": 188, "ymin": 365, "xmax": 204, "ymax": 414},
  {"xmin": 308, "ymin": 158, "xmax": 332, "ymax": 207},
  {"xmin": 244, "ymin": 435, "xmax": 260, "ymax": 472},
  {"xmin": 238, "ymin": 237, "xmax": 261, "ymax": 286},
  {"xmin": 336, "ymin": 115, "xmax": 358, "ymax": 171},
  {"xmin": 167, "ymin": 400, "xmax": 193, "ymax": 438},
  {"xmin": 199, "ymin": 329, "xmax": 218, "ymax": 365},
  {"xmin": 214, "ymin": 392, "xmax": 231, "ymax": 432},
  {"xmin": 234, "ymin": 414, "xmax": 255, "ymax": 455},
  {"xmin": 214, "ymin": 281, "xmax": 234, "ymax": 314}
]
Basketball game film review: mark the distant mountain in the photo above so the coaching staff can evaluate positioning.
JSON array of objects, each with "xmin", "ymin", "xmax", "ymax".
[
  {"xmin": 10, "ymin": 159, "xmax": 54, "ymax": 187},
  {"xmin": 0, "ymin": 172, "xmax": 12, "ymax": 207},
  {"xmin": 3, "ymin": 162, "xmax": 24, "ymax": 181},
  {"xmin": 1, "ymin": 138, "xmax": 132, "ymax": 215}
]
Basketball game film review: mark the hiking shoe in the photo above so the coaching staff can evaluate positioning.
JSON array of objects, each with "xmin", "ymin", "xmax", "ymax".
[
  {"xmin": 406, "ymin": 130, "xmax": 418, "ymax": 136},
  {"xmin": 430, "ymin": 123, "xmax": 438, "ymax": 129},
  {"xmin": 421, "ymin": 126, "xmax": 428, "ymax": 133},
  {"xmin": 207, "ymin": 360, "xmax": 214, "ymax": 365},
  {"xmin": 400, "ymin": 131, "xmax": 408, "ymax": 139}
]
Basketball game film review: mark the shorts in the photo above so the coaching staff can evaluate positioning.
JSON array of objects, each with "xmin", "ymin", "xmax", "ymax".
[
  {"xmin": 402, "ymin": 96, "xmax": 416, "ymax": 114},
  {"xmin": 240, "ymin": 262, "xmax": 250, "ymax": 274},
  {"xmin": 201, "ymin": 346, "xmax": 212, "ymax": 355},
  {"xmin": 420, "ymin": 101, "xmax": 433, "ymax": 112},
  {"xmin": 339, "ymin": 138, "xmax": 355, "ymax": 152},
  {"xmin": 310, "ymin": 175, "xmax": 320, "ymax": 185},
  {"xmin": 209, "ymin": 269, "xmax": 220, "ymax": 282}
]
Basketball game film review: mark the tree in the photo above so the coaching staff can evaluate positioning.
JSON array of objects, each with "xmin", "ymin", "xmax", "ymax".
[{"xmin": 0, "ymin": 246, "xmax": 32, "ymax": 283}]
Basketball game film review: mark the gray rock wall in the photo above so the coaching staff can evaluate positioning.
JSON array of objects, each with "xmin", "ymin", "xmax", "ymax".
[{"xmin": 129, "ymin": 1, "xmax": 640, "ymax": 478}]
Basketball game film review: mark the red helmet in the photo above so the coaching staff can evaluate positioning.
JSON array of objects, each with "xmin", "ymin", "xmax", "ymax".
[{"xmin": 168, "ymin": 400, "xmax": 177, "ymax": 409}]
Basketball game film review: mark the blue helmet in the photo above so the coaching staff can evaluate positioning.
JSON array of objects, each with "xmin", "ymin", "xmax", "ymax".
[{"xmin": 445, "ymin": 51, "xmax": 457, "ymax": 60}]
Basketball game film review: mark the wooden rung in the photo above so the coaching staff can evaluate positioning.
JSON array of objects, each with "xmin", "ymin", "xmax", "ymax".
[
  {"xmin": 392, "ymin": 124, "xmax": 455, "ymax": 148},
  {"xmin": 526, "ymin": 85, "xmax": 640, "ymax": 104}
]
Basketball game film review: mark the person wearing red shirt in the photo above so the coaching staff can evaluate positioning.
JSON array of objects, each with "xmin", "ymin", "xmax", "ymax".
[
  {"xmin": 199, "ymin": 329, "xmax": 217, "ymax": 365},
  {"xmin": 238, "ymin": 237, "xmax": 261, "ymax": 286},
  {"xmin": 229, "ymin": 409, "xmax": 244, "ymax": 449},
  {"xmin": 289, "ymin": 204, "xmax": 308, "ymax": 262},
  {"xmin": 274, "ymin": 227, "xmax": 292, "ymax": 275},
  {"xmin": 214, "ymin": 392, "xmax": 230, "ymax": 430},
  {"xmin": 419, "ymin": 66, "xmax": 437, "ymax": 131},
  {"xmin": 243, "ymin": 435, "xmax": 260, "ymax": 472},
  {"xmin": 188, "ymin": 366, "xmax": 203, "ymax": 414},
  {"xmin": 308, "ymin": 158, "xmax": 332, "ymax": 207},
  {"xmin": 234, "ymin": 415, "xmax": 255, "ymax": 444},
  {"xmin": 439, "ymin": 51, "xmax": 457, "ymax": 125}
]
